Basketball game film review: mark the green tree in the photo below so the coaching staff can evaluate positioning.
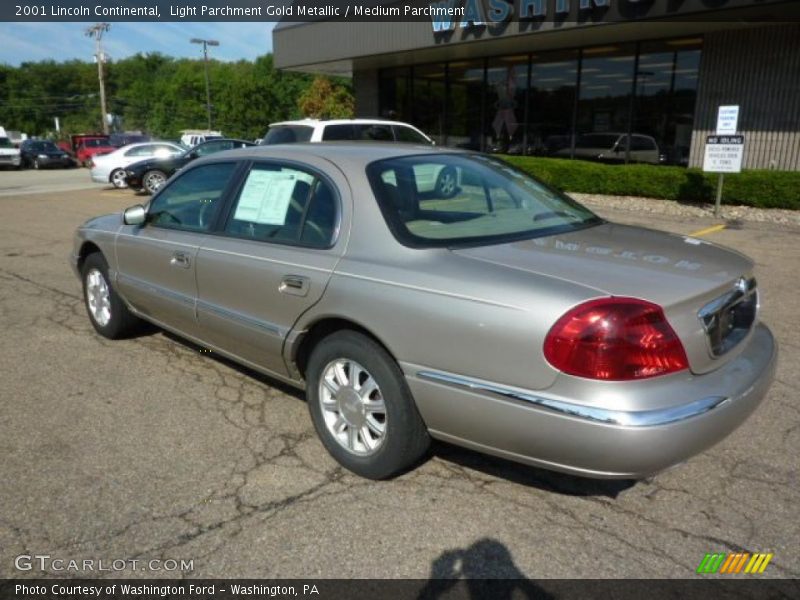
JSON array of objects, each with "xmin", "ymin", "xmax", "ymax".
[
  {"xmin": 297, "ymin": 75, "xmax": 354, "ymax": 119},
  {"xmin": 0, "ymin": 53, "xmax": 320, "ymax": 140}
]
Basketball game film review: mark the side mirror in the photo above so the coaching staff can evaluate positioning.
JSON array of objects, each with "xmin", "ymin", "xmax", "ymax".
[
  {"xmin": 188, "ymin": 150, "xmax": 198, "ymax": 160},
  {"xmin": 123, "ymin": 204, "xmax": 147, "ymax": 226}
]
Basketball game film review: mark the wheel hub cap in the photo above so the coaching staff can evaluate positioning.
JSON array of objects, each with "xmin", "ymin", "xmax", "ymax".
[
  {"xmin": 86, "ymin": 268, "xmax": 111, "ymax": 326},
  {"xmin": 319, "ymin": 359, "xmax": 387, "ymax": 456}
]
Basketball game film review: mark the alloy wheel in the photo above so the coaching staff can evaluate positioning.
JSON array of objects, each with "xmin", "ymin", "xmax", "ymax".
[
  {"xmin": 318, "ymin": 359, "xmax": 387, "ymax": 456},
  {"xmin": 85, "ymin": 268, "xmax": 112, "ymax": 327},
  {"xmin": 111, "ymin": 169, "xmax": 127, "ymax": 188},
  {"xmin": 144, "ymin": 171, "xmax": 166, "ymax": 193}
]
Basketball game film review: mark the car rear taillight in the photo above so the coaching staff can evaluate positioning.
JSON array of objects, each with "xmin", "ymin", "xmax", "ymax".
[{"xmin": 543, "ymin": 298, "xmax": 689, "ymax": 381}]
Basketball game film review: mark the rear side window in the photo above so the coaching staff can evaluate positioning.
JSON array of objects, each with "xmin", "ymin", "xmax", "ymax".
[
  {"xmin": 322, "ymin": 124, "xmax": 395, "ymax": 142},
  {"xmin": 263, "ymin": 126, "xmax": 314, "ymax": 144},
  {"xmin": 357, "ymin": 124, "xmax": 393, "ymax": 141},
  {"xmin": 393, "ymin": 126, "xmax": 431, "ymax": 144},
  {"xmin": 225, "ymin": 164, "xmax": 338, "ymax": 248},
  {"xmin": 321, "ymin": 125, "xmax": 355, "ymax": 141},
  {"xmin": 148, "ymin": 162, "xmax": 237, "ymax": 232}
]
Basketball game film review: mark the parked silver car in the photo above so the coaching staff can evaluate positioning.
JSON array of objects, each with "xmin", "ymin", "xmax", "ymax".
[{"xmin": 71, "ymin": 143, "xmax": 776, "ymax": 480}]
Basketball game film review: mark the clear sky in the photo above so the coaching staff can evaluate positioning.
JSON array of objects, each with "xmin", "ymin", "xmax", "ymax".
[{"xmin": 0, "ymin": 22, "xmax": 275, "ymax": 66}]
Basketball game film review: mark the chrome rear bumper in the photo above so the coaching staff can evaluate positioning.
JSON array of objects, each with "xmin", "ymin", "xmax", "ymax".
[{"xmin": 404, "ymin": 323, "xmax": 777, "ymax": 478}]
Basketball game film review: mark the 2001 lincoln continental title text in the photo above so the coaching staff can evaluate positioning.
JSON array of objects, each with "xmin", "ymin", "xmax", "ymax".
[{"xmin": 42, "ymin": 3, "xmax": 466, "ymax": 18}]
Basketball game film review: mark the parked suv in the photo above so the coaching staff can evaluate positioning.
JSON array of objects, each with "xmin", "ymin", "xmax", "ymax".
[
  {"xmin": 261, "ymin": 119, "xmax": 433, "ymax": 146},
  {"xmin": 0, "ymin": 136, "xmax": 21, "ymax": 169}
]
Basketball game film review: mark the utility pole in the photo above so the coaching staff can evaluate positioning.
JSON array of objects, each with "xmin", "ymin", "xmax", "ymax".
[
  {"xmin": 190, "ymin": 38, "xmax": 219, "ymax": 130},
  {"xmin": 85, "ymin": 23, "xmax": 110, "ymax": 134}
]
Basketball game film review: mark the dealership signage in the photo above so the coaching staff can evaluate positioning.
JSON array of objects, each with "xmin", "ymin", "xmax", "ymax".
[
  {"xmin": 430, "ymin": 0, "xmax": 739, "ymax": 31},
  {"xmin": 703, "ymin": 135, "xmax": 744, "ymax": 174},
  {"xmin": 432, "ymin": 0, "xmax": 610, "ymax": 30}
]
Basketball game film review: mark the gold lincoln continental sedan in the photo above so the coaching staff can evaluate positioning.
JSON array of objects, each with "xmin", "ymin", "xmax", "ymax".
[{"xmin": 71, "ymin": 143, "xmax": 776, "ymax": 480}]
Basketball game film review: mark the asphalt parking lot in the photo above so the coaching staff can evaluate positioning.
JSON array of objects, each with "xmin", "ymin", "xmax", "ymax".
[{"xmin": 0, "ymin": 169, "xmax": 798, "ymax": 580}]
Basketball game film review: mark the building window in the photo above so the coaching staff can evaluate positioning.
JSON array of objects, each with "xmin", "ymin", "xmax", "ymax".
[
  {"xmin": 574, "ymin": 43, "xmax": 638, "ymax": 163},
  {"xmin": 486, "ymin": 55, "xmax": 528, "ymax": 154},
  {"xmin": 527, "ymin": 49, "xmax": 579, "ymax": 157},
  {"xmin": 377, "ymin": 37, "xmax": 702, "ymax": 166},
  {"xmin": 633, "ymin": 39, "xmax": 702, "ymax": 166},
  {"xmin": 379, "ymin": 67, "xmax": 412, "ymax": 122},
  {"xmin": 413, "ymin": 63, "xmax": 447, "ymax": 145},
  {"xmin": 447, "ymin": 59, "xmax": 486, "ymax": 151}
]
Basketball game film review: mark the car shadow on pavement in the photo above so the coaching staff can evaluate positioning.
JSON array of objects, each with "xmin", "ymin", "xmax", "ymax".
[
  {"xmin": 417, "ymin": 538, "xmax": 553, "ymax": 599},
  {"xmin": 159, "ymin": 331, "xmax": 305, "ymax": 400},
  {"xmin": 158, "ymin": 331, "xmax": 635, "ymax": 498},
  {"xmin": 432, "ymin": 442, "xmax": 636, "ymax": 498}
]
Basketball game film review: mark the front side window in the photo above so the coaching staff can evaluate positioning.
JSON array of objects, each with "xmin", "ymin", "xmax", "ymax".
[
  {"xmin": 155, "ymin": 144, "xmax": 182, "ymax": 156},
  {"xmin": 631, "ymin": 136, "xmax": 657, "ymax": 151},
  {"xmin": 225, "ymin": 164, "xmax": 338, "ymax": 248},
  {"xmin": 367, "ymin": 154, "xmax": 600, "ymax": 248},
  {"xmin": 194, "ymin": 140, "xmax": 233, "ymax": 157},
  {"xmin": 148, "ymin": 162, "xmax": 237, "ymax": 232}
]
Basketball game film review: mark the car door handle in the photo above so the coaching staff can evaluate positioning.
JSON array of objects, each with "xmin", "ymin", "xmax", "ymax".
[
  {"xmin": 279, "ymin": 275, "xmax": 309, "ymax": 297},
  {"xmin": 170, "ymin": 251, "xmax": 191, "ymax": 269}
]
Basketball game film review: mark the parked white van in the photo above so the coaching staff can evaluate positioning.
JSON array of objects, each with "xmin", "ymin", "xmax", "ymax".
[{"xmin": 180, "ymin": 130, "xmax": 223, "ymax": 147}]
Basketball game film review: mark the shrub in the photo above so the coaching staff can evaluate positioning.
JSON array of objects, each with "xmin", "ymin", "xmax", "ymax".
[{"xmin": 501, "ymin": 156, "xmax": 800, "ymax": 210}]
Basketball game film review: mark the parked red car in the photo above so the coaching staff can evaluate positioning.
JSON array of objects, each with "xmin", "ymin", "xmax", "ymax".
[{"xmin": 73, "ymin": 135, "xmax": 115, "ymax": 167}]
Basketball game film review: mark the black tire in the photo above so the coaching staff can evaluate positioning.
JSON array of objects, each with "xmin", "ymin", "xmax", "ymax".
[
  {"xmin": 435, "ymin": 166, "xmax": 458, "ymax": 198},
  {"xmin": 81, "ymin": 253, "xmax": 142, "ymax": 339},
  {"xmin": 306, "ymin": 330, "xmax": 430, "ymax": 479},
  {"xmin": 143, "ymin": 170, "xmax": 167, "ymax": 195}
]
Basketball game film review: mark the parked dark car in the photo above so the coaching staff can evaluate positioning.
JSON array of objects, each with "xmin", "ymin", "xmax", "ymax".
[
  {"xmin": 19, "ymin": 139, "xmax": 74, "ymax": 169},
  {"xmin": 125, "ymin": 138, "xmax": 255, "ymax": 194}
]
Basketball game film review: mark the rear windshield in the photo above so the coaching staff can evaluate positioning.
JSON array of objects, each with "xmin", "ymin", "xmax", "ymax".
[
  {"xmin": 366, "ymin": 153, "xmax": 601, "ymax": 248},
  {"xmin": 262, "ymin": 126, "xmax": 314, "ymax": 145}
]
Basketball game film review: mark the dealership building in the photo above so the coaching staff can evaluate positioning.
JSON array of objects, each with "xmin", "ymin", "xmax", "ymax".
[{"xmin": 274, "ymin": 0, "xmax": 800, "ymax": 170}]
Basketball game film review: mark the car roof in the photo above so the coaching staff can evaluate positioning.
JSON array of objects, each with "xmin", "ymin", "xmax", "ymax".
[
  {"xmin": 116, "ymin": 141, "xmax": 183, "ymax": 150},
  {"xmin": 196, "ymin": 138, "xmax": 252, "ymax": 145},
  {"xmin": 268, "ymin": 119, "xmax": 423, "ymax": 128},
  {"xmin": 197, "ymin": 141, "xmax": 466, "ymax": 170}
]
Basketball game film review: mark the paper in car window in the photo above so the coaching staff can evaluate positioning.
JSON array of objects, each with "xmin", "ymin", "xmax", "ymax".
[
  {"xmin": 293, "ymin": 170, "xmax": 315, "ymax": 185},
  {"xmin": 233, "ymin": 169, "xmax": 300, "ymax": 225}
]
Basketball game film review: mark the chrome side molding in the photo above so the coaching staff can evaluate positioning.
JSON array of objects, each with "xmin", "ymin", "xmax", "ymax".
[{"xmin": 416, "ymin": 370, "xmax": 729, "ymax": 428}]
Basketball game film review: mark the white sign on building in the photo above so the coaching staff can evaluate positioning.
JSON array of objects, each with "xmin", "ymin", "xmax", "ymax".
[
  {"xmin": 703, "ymin": 135, "xmax": 744, "ymax": 173},
  {"xmin": 716, "ymin": 105, "xmax": 740, "ymax": 135}
]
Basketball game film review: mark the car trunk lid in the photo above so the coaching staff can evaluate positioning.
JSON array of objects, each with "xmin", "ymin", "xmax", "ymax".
[{"xmin": 451, "ymin": 222, "xmax": 756, "ymax": 375}]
